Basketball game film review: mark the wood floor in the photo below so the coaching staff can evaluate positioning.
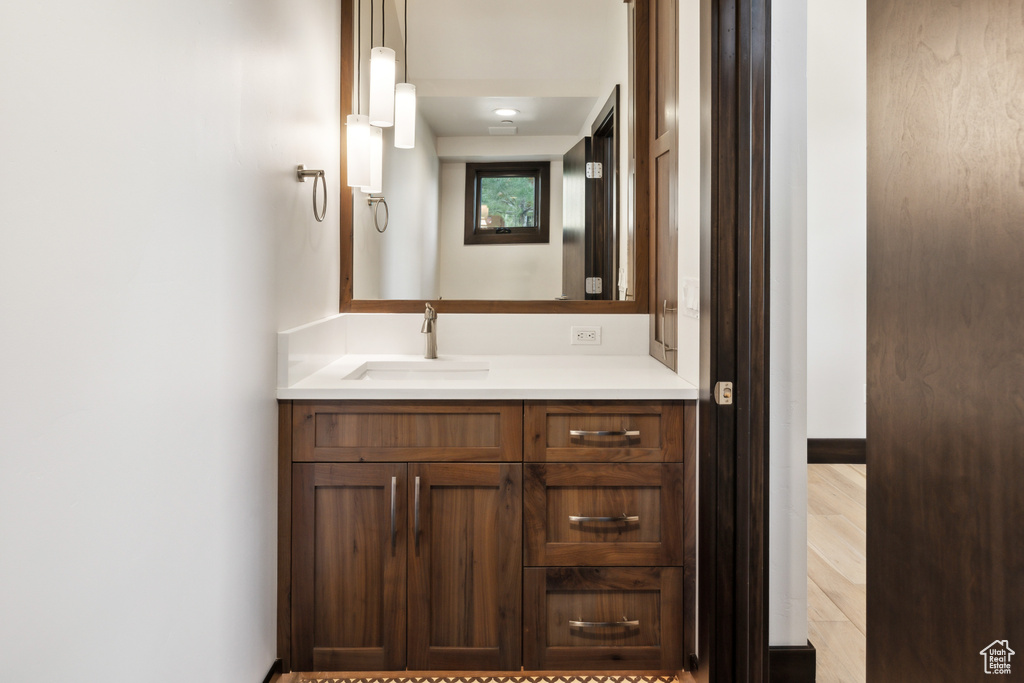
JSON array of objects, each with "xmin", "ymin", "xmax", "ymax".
[{"xmin": 807, "ymin": 464, "xmax": 866, "ymax": 683}]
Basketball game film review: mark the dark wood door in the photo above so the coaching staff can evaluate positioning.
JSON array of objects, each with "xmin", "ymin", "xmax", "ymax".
[
  {"xmin": 291, "ymin": 463, "xmax": 407, "ymax": 671},
  {"xmin": 648, "ymin": 0, "xmax": 678, "ymax": 369},
  {"xmin": 590, "ymin": 87, "xmax": 619, "ymax": 301},
  {"xmin": 407, "ymin": 463, "xmax": 522, "ymax": 670},
  {"xmin": 562, "ymin": 136, "xmax": 591, "ymax": 300},
  {"xmin": 867, "ymin": 1, "xmax": 1024, "ymax": 679}
]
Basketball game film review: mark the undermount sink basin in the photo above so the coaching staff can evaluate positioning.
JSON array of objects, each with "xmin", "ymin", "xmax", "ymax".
[{"xmin": 342, "ymin": 360, "xmax": 490, "ymax": 381}]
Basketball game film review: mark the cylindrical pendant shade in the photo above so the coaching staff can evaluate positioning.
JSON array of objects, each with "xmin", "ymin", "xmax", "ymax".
[
  {"xmin": 346, "ymin": 114, "xmax": 371, "ymax": 188},
  {"xmin": 369, "ymin": 47, "xmax": 396, "ymax": 127},
  {"xmin": 361, "ymin": 126, "xmax": 383, "ymax": 194},
  {"xmin": 394, "ymin": 83, "xmax": 417, "ymax": 149}
]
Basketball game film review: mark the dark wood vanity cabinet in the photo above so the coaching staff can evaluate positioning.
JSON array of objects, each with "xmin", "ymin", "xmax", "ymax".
[
  {"xmin": 286, "ymin": 402, "xmax": 523, "ymax": 672},
  {"xmin": 280, "ymin": 399, "xmax": 693, "ymax": 674},
  {"xmin": 522, "ymin": 400, "xmax": 687, "ymax": 671},
  {"xmin": 407, "ymin": 463, "xmax": 522, "ymax": 670},
  {"xmin": 291, "ymin": 463, "xmax": 408, "ymax": 671}
]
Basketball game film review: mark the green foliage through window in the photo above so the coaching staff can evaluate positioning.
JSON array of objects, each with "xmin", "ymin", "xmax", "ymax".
[{"xmin": 479, "ymin": 176, "xmax": 536, "ymax": 228}]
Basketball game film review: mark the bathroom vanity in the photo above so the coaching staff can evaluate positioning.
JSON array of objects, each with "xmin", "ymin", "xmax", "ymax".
[
  {"xmin": 277, "ymin": 344, "xmax": 697, "ymax": 674},
  {"xmin": 282, "ymin": 0, "xmax": 695, "ymax": 668}
]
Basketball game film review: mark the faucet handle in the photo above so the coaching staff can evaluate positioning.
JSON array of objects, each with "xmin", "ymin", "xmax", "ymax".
[{"xmin": 424, "ymin": 302, "xmax": 436, "ymax": 320}]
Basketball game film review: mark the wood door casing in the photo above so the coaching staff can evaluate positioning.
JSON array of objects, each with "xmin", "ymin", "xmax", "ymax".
[
  {"xmin": 407, "ymin": 463, "xmax": 523, "ymax": 671},
  {"xmin": 291, "ymin": 463, "xmax": 407, "ymax": 672},
  {"xmin": 524, "ymin": 463, "xmax": 684, "ymax": 566},
  {"xmin": 523, "ymin": 566, "xmax": 683, "ymax": 670}
]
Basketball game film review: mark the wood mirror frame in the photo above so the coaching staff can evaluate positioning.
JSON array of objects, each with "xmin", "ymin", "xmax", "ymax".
[{"xmin": 338, "ymin": 0, "xmax": 651, "ymax": 314}]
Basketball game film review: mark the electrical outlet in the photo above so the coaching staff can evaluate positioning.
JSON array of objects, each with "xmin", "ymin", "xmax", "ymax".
[{"xmin": 571, "ymin": 326, "xmax": 602, "ymax": 345}]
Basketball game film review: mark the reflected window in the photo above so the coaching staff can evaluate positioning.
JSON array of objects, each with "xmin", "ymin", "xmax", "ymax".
[{"xmin": 464, "ymin": 162, "xmax": 550, "ymax": 245}]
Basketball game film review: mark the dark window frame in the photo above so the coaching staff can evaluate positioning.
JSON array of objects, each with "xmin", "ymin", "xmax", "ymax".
[{"xmin": 464, "ymin": 161, "xmax": 551, "ymax": 245}]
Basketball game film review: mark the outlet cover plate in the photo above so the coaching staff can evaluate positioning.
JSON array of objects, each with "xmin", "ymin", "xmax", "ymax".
[{"xmin": 571, "ymin": 326, "xmax": 602, "ymax": 345}]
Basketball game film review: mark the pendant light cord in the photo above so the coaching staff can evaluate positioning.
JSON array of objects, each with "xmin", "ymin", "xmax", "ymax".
[
  {"xmin": 356, "ymin": 0, "xmax": 361, "ymax": 112},
  {"xmin": 381, "ymin": 0, "xmax": 385, "ymax": 48},
  {"xmin": 404, "ymin": 0, "xmax": 408, "ymax": 81}
]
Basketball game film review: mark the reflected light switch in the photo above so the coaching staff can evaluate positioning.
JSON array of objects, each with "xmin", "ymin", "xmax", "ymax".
[{"xmin": 682, "ymin": 277, "xmax": 700, "ymax": 319}]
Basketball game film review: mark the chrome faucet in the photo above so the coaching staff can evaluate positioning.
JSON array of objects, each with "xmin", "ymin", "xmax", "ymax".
[{"xmin": 421, "ymin": 303, "xmax": 437, "ymax": 359}]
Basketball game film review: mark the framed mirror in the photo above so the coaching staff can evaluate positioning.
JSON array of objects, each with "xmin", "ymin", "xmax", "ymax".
[{"xmin": 339, "ymin": 0, "xmax": 650, "ymax": 313}]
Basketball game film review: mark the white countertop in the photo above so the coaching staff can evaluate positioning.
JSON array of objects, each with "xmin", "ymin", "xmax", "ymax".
[{"xmin": 277, "ymin": 353, "xmax": 698, "ymax": 400}]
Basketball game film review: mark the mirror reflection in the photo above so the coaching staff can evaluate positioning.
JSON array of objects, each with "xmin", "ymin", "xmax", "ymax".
[{"xmin": 351, "ymin": 0, "xmax": 632, "ymax": 302}]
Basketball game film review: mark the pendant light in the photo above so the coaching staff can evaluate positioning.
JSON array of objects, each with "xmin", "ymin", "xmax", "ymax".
[
  {"xmin": 361, "ymin": 125, "xmax": 383, "ymax": 194},
  {"xmin": 394, "ymin": 0, "xmax": 416, "ymax": 149},
  {"xmin": 346, "ymin": 115, "xmax": 371, "ymax": 188},
  {"xmin": 346, "ymin": 0, "xmax": 371, "ymax": 188},
  {"xmin": 369, "ymin": 0, "xmax": 395, "ymax": 127}
]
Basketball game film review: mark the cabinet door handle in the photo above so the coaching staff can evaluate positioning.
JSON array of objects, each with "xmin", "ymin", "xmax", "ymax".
[
  {"xmin": 569, "ymin": 617, "xmax": 640, "ymax": 629},
  {"xmin": 390, "ymin": 476, "xmax": 397, "ymax": 548},
  {"xmin": 414, "ymin": 475, "xmax": 421, "ymax": 550},
  {"xmin": 569, "ymin": 429, "xmax": 641, "ymax": 437},
  {"xmin": 569, "ymin": 513, "xmax": 640, "ymax": 523},
  {"xmin": 661, "ymin": 299, "xmax": 678, "ymax": 359}
]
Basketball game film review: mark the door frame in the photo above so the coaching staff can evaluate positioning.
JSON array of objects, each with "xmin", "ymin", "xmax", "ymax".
[{"xmin": 696, "ymin": 0, "xmax": 770, "ymax": 681}]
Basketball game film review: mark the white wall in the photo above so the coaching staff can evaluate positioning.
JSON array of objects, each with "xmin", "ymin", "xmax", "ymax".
[
  {"xmin": 0, "ymin": 1, "xmax": 340, "ymax": 680},
  {"xmin": 807, "ymin": 0, "xmax": 867, "ymax": 438},
  {"xmin": 769, "ymin": 0, "xmax": 809, "ymax": 647},
  {"xmin": 437, "ymin": 161, "xmax": 564, "ymax": 301}
]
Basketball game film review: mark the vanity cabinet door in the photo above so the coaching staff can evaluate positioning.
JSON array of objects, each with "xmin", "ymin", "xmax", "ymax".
[
  {"xmin": 524, "ymin": 463, "xmax": 684, "ymax": 566},
  {"xmin": 291, "ymin": 463, "xmax": 407, "ymax": 672},
  {"xmin": 407, "ymin": 463, "xmax": 522, "ymax": 671}
]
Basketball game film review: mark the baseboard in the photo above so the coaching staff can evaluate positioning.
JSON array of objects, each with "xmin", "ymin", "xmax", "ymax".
[
  {"xmin": 807, "ymin": 438, "xmax": 866, "ymax": 465},
  {"xmin": 769, "ymin": 640, "xmax": 816, "ymax": 683},
  {"xmin": 262, "ymin": 658, "xmax": 282, "ymax": 683}
]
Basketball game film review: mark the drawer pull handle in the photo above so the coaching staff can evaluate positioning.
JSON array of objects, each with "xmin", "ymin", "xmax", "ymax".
[
  {"xmin": 569, "ymin": 513, "xmax": 640, "ymax": 523},
  {"xmin": 569, "ymin": 429, "xmax": 640, "ymax": 437},
  {"xmin": 570, "ymin": 617, "xmax": 640, "ymax": 629},
  {"xmin": 390, "ymin": 476, "xmax": 397, "ymax": 548}
]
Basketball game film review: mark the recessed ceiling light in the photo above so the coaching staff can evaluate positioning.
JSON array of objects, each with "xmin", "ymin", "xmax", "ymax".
[{"xmin": 493, "ymin": 108, "xmax": 519, "ymax": 117}]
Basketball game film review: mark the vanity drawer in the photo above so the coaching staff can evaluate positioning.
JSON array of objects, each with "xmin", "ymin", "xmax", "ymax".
[
  {"xmin": 524, "ymin": 401, "xmax": 684, "ymax": 462},
  {"xmin": 292, "ymin": 401, "xmax": 523, "ymax": 462},
  {"xmin": 524, "ymin": 463, "xmax": 683, "ymax": 566},
  {"xmin": 523, "ymin": 567, "xmax": 683, "ymax": 671}
]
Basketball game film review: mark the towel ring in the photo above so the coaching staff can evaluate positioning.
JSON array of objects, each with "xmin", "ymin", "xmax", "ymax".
[
  {"xmin": 296, "ymin": 165, "xmax": 327, "ymax": 222},
  {"xmin": 368, "ymin": 196, "xmax": 389, "ymax": 233}
]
